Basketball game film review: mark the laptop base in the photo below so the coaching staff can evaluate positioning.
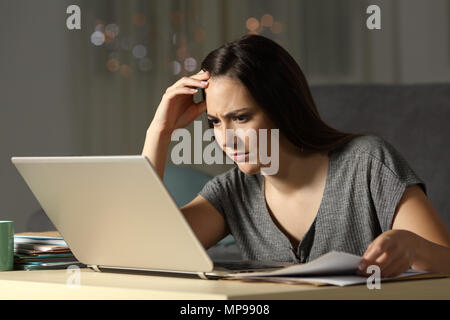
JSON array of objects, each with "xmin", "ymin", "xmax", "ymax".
[{"xmin": 88, "ymin": 264, "xmax": 214, "ymax": 280}]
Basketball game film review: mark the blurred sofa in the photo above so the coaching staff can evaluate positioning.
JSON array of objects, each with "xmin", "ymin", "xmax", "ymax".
[{"xmin": 312, "ymin": 83, "xmax": 450, "ymax": 232}]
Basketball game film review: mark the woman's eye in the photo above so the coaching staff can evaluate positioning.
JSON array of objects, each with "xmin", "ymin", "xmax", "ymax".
[
  {"xmin": 234, "ymin": 115, "xmax": 249, "ymax": 122},
  {"xmin": 207, "ymin": 115, "xmax": 249, "ymax": 127},
  {"xmin": 208, "ymin": 119, "xmax": 219, "ymax": 127}
]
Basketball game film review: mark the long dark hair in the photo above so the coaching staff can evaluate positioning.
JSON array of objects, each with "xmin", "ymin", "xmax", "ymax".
[{"xmin": 200, "ymin": 34, "xmax": 371, "ymax": 153}]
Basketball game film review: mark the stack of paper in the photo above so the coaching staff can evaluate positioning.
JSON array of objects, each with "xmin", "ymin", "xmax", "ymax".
[
  {"xmin": 224, "ymin": 251, "xmax": 446, "ymax": 287},
  {"xmin": 14, "ymin": 232, "xmax": 85, "ymax": 270}
]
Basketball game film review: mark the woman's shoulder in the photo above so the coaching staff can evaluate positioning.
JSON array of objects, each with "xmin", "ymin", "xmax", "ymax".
[
  {"xmin": 334, "ymin": 133, "xmax": 420, "ymax": 184},
  {"xmin": 334, "ymin": 133, "xmax": 402, "ymax": 164}
]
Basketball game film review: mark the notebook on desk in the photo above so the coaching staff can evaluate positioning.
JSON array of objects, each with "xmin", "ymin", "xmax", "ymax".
[{"xmin": 10, "ymin": 155, "xmax": 445, "ymax": 285}]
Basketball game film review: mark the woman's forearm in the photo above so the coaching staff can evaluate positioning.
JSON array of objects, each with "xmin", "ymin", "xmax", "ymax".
[
  {"xmin": 412, "ymin": 235, "xmax": 450, "ymax": 274},
  {"xmin": 141, "ymin": 125, "xmax": 172, "ymax": 180}
]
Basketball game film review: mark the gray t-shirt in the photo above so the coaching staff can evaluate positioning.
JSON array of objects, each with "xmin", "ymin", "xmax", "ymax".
[{"xmin": 198, "ymin": 134, "xmax": 427, "ymax": 263}]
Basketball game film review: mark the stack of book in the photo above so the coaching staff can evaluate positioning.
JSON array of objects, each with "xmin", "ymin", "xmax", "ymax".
[{"xmin": 13, "ymin": 232, "xmax": 85, "ymax": 270}]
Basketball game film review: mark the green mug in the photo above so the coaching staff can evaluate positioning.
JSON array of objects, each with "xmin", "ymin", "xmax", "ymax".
[{"xmin": 0, "ymin": 221, "xmax": 14, "ymax": 271}]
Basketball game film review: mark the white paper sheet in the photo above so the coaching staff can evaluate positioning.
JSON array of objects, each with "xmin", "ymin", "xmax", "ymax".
[
  {"xmin": 235, "ymin": 270, "xmax": 428, "ymax": 287},
  {"xmin": 227, "ymin": 251, "xmax": 364, "ymax": 277},
  {"xmin": 225, "ymin": 251, "xmax": 432, "ymax": 286}
]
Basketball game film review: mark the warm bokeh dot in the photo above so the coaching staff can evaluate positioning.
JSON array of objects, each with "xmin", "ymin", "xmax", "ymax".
[
  {"xmin": 132, "ymin": 13, "xmax": 146, "ymax": 26},
  {"xmin": 246, "ymin": 17, "xmax": 259, "ymax": 31},
  {"xmin": 171, "ymin": 11, "xmax": 184, "ymax": 25},
  {"xmin": 104, "ymin": 29, "xmax": 115, "ymax": 43},
  {"xmin": 270, "ymin": 21, "xmax": 283, "ymax": 34},
  {"xmin": 106, "ymin": 58, "xmax": 120, "ymax": 72},
  {"xmin": 176, "ymin": 46, "xmax": 188, "ymax": 61},
  {"xmin": 119, "ymin": 64, "xmax": 132, "ymax": 77},
  {"xmin": 94, "ymin": 19, "xmax": 105, "ymax": 31},
  {"xmin": 194, "ymin": 28, "xmax": 206, "ymax": 43},
  {"xmin": 261, "ymin": 14, "xmax": 274, "ymax": 27}
]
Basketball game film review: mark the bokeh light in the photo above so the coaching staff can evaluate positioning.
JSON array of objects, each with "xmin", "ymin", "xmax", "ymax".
[
  {"xmin": 132, "ymin": 44, "xmax": 147, "ymax": 58},
  {"xmin": 246, "ymin": 17, "xmax": 259, "ymax": 31},
  {"xmin": 138, "ymin": 58, "xmax": 152, "ymax": 72},
  {"xmin": 132, "ymin": 13, "xmax": 146, "ymax": 26},
  {"xmin": 90, "ymin": 31, "xmax": 105, "ymax": 46},
  {"xmin": 194, "ymin": 28, "xmax": 206, "ymax": 43},
  {"xmin": 171, "ymin": 11, "xmax": 184, "ymax": 25},
  {"xmin": 94, "ymin": 19, "xmax": 105, "ymax": 31},
  {"xmin": 176, "ymin": 46, "xmax": 188, "ymax": 61},
  {"xmin": 104, "ymin": 29, "xmax": 115, "ymax": 44},
  {"xmin": 270, "ymin": 21, "xmax": 283, "ymax": 34},
  {"xmin": 106, "ymin": 58, "xmax": 120, "ymax": 72},
  {"xmin": 119, "ymin": 64, "xmax": 132, "ymax": 77},
  {"xmin": 261, "ymin": 14, "xmax": 274, "ymax": 27},
  {"xmin": 184, "ymin": 57, "xmax": 197, "ymax": 72},
  {"xmin": 105, "ymin": 23, "xmax": 119, "ymax": 37},
  {"xmin": 172, "ymin": 60, "xmax": 181, "ymax": 75},
  {"xmin": 172, "ymin": 33, "xmax": 177, "ymax": 45}
]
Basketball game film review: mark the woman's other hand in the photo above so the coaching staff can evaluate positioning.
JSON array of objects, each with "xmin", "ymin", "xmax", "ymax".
[{"xmin": 357, "ymin": 229, "xmax": 419, "ymax": 278}]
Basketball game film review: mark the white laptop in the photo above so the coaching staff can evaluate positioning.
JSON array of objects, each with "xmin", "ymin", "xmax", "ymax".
[{"xmin": 11, "ymin": 155, "xmax": 293, "ymax": 279}]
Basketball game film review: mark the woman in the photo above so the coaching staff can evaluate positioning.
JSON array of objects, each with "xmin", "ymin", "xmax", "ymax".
[{"xmin": 142, "ymin": 34, "xmax": 450, "ymax": 277}]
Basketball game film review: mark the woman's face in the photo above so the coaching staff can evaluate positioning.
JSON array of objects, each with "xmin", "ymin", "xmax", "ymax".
[{"xmin": 204, "ymin": 76, "xmax": 278, "ymax": 175}]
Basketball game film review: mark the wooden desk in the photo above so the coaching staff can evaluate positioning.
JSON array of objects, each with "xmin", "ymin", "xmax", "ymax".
[{"xmin": 0, "ymin": 268, "xmax": 448, "ymax": 299}]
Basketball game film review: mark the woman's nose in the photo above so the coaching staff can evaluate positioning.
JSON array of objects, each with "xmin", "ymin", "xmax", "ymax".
[
  {"xmin": 221, "ymin": 128, "xmax": 245, "ymax": 151},
  {"xmin": 219, "ymin": 126, "xmax": 232, "ymax": 150}
]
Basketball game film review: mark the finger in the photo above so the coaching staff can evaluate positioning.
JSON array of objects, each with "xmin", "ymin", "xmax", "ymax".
[
  {"xmin": 359, "ymin": 250, "xmax": 382, "ymax": 274},
  {"xmin": 375, "ymin": 251, "xmax": 394, "ymax": 270},
  {"xmin": 164, "ymin": 86, "xmax": 199, "ymax": 100},
  {"xmin": 355, "ymin": 268, "xmax": 366, "ymax": 276},
  {"xmin": 359, "ymin": 257, "xmax": 389, "ymax": 276},
  {"xmin": 376, "ymin": 252, "xmax": 397, "ymax": 277},
  {"xmin": 190, "ymin": 69, "xmax": 211, "ymax": 80},
  {"xmin": 358, "ymin": 251, "xmax": 392, "ymax": 276},
  {"xmin": 381, "ymin": 259, "xmax": 410, "ymax": 278},
  {"xmin": 362, "ymin": 238, "xmax": 391, "ymax": 263},
  {"xmin": 172, "ymin": 76, "xmax": 209, "ymax": 90},
  {"xmin": 359, "ymin": 244, "xmax": 390, "ymax": 275}
]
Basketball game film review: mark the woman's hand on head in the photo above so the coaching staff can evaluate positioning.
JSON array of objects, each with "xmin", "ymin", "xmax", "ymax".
[
  {"xmin": 149, "ymin": 69, "xmax": 210, "ymax": 136},
  {"xmin": 357, "ymin": 229, "xmax": 419, "ymax": 278}
]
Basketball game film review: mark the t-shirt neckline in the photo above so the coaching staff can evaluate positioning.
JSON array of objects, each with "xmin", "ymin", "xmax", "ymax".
[{"xmin": 257, "ymin": 150, "xmax": 334, "ymax": 260}]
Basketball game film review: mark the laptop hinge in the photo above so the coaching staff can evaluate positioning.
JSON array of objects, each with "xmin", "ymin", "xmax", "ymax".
[
  {"xmin": 90, "ymin": 265, "xmax": 214, "ymax": 280},
  {"xmin": 197, "ymin": 272, "xmax": 208, "ymax": 280},
  {"xmin": 88, "ymin": 264, "xmax": 101, "ymax": 272}
]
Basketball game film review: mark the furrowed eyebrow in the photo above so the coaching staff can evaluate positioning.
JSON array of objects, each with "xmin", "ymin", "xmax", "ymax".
[{"xmin": 206, "ymin": 108, "xmax": 250, "ymax": 119}]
